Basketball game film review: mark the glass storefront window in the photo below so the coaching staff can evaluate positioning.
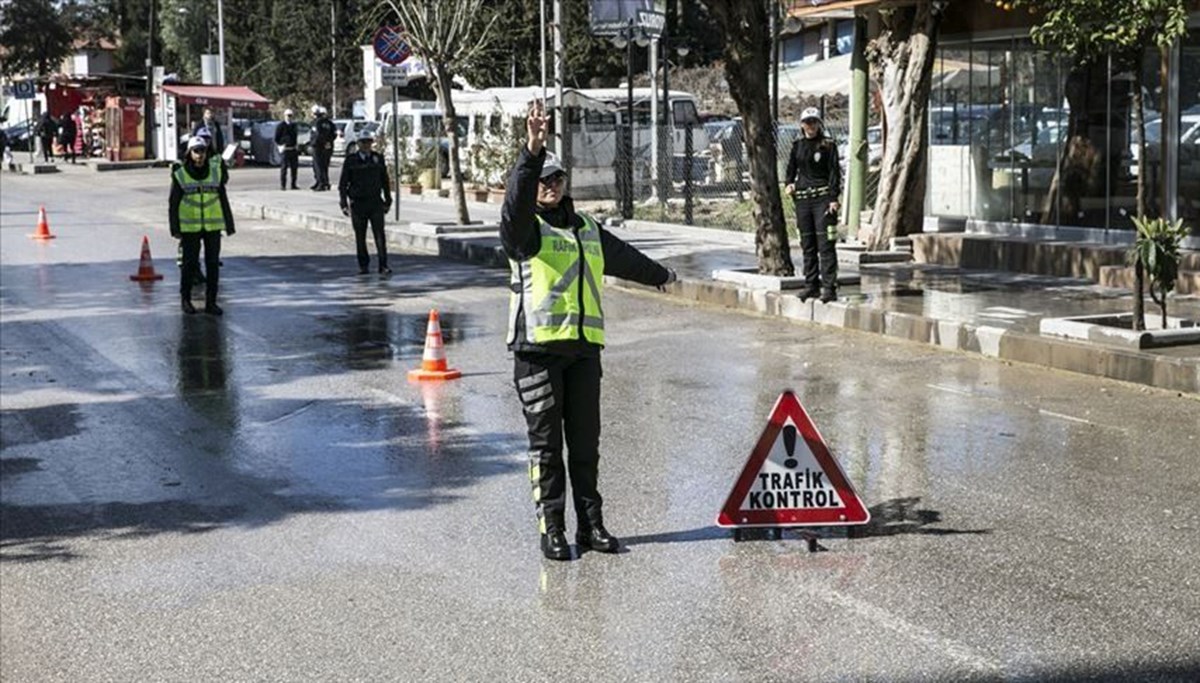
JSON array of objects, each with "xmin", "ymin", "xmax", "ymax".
[{"xmin": 928, "ymin": 31, "xmax": 1194, "ymax": 233}]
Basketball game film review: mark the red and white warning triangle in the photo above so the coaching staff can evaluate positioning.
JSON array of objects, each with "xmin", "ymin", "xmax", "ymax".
[{"xmin": 717, "ymin": 390, "xmax": 869, "ymax": 528}]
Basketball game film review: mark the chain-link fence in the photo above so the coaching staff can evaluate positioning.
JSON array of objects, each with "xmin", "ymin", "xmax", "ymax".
[{"xmin": 557, "ymin": 108, "xmax": 880, "ymax": 239}]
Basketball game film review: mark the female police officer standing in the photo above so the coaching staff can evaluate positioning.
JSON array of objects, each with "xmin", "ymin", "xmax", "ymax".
[
  {"xmin": 501, "ymin": 102, "xmax": 676, "ymax": 561},
  {"xmin": 170, "ymin": 135, "xmax": 236, "ymax": 315},
  {"xmin": 784, "ymin": 107, "xmax": 842, "ymax": 303}
]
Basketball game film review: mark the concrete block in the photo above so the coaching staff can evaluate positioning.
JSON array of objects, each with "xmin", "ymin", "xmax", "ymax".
[
  {"xmin": 778, "ymin": 295, "xmax": 812, "ymax": 322},
  {"xmin": 997, "ymin": 331, "xmax": 1053, "ymax": 368},
  {"xmin": 1152, "ymin": 357, "xmax": 1200, "ymax": 394},
  {"xmin": 936, "ymin": 320, "xmax": 963, "ymax": 350},
  {"xmin": 712, "ymin": 268, "xmax": 807, "ymax": 291},
  {"xmin": 884, "ymin": 311, "xmax": 937, "ymax": 344},
  {"xmin": 843, "ymin": 305, "xmax": 884, "ymax": 334},
  {"xmin": 812, "ymin": 300, "xmax": 848, "ymax": 328},
  {"xmin": 975, "ymin": 326, "xmax": 1006, "ymax": 358}
]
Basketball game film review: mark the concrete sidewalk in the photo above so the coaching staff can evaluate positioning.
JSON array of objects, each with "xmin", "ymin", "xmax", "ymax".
[{"xmin": 227, "ymin": 190, "xmax": 1200, "ymax": 394}]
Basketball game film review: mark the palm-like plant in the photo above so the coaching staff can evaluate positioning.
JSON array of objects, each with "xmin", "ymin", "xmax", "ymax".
[{"xmin": 1130, "ymin": 216, "xmax": 1190, "ymax": 330}]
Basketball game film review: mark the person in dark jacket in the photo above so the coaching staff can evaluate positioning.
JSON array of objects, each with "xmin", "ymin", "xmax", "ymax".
[
  {"xmin": 193, "ymin": 108, "xmax": 225, "ymax": 154},
  {"xmin": 310, "ymin": 105, "xmax": 336, "ymax": 190},
  {"xmin": 35, "ymin": 112, "xmax": 57, "ymax": 163},
  {"xmin": 274, "ymin": 109, "xmax": 300, "ymax": 190},
  {"xmin": 785, "ymin": 107, "xmax": 842, "ymax": 303},
  {"xmin": 501, "ymin": 101, "xmax": 676, "ymax": 561},
  {"xmin": 58, "ymin": 113, "xmax": 78, "ymax": 164},
  {"xmin": 338, "ymin": 130, "xmax": 392, "ymax": 275},
  {"xmin": 169, "ymin": 136, "xmax": 236, "ymax": 315}
]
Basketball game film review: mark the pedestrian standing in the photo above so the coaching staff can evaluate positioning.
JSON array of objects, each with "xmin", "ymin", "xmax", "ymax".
[
  {"xmin": 274, "ymin": 109, "xmax": 300, "ymax": 190},
  {"xmin": 58, "ymin": 112, "xmax": 78, "ymax": 164},
  {"xmin": 193, "ymin": 108, "xmax": 226, "ymax": 154},
  {"xmin": 0, "ymin": 127, "xmax": 12, "ymax": 172},
  {"xmin": 311, "ymin": 105, "xmax": 336, "ymax": 191},
  {"xmin": 35, "ymin": 112, "xmax": 57, "ymax": 163},
  {"xmin": 785, "ymin": 107, "xmax": 842, "ymax": 303},
  {"xmin": 501, "ymin": 101, "xmax": 676, "ymax": 561},
  {"xmin": 338, "ymin": 131, "xmax": 392, "ymax": 275},
  {"xmin": 169, "ymin": 136, "xmax": 236, "ymax": 316}
]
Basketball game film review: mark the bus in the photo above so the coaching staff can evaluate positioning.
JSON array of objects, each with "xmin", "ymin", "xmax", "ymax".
[{"xmin": 376, "ymin": 86, "xmax": 708, "ymax": 199}]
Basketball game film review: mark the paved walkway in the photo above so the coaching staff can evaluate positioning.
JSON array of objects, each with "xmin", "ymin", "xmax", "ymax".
[{"xmin": 225, "ymin": 186, "xmax": 1200, "ymax": 394}]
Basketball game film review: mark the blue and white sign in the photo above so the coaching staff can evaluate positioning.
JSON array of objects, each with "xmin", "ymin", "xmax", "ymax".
[{"xmin": 13, "ymin": 80, "xmax": 36, "ymax": 100}]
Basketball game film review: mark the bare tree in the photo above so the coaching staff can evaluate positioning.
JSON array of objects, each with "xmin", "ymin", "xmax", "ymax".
[
  {"xmin": 867, "ymin": 1, "xmax": 942, "ymax": 251},
  {"xmin": 701, "ymin": 0, "xmax": 794, "ymax": 276},
  {"xmin": 384, "ymin": 0, "xmax": 500, "ymax": 224}
]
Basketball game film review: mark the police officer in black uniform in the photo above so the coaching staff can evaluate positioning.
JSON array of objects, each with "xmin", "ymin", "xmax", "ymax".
[
  {"xmin": 338, "ymin": 130, "xmax": 392, "ymax": 275},
  {"xmin": 785, "ymin": 107, "xmax": 842, "ymax": 303},
  {"xmin": 311, "ymin": 105, "xmax": 336, "ymax": 191},
  {"xmin": 274, "ymin": 109, "xmax": 300, "ymax": 190},
  {"xmin": 501, "ymin": 101, "xmax": 676, "ymax": 561}
]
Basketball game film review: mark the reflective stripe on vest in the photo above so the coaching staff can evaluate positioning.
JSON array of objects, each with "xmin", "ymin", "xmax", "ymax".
[
  {"xmin": 174, "ymin": 158, "xmax": 225, "ymax": 233},
  {"xmin": 508, "ymin": 213, "xmax": 606, "ymax": 346}
]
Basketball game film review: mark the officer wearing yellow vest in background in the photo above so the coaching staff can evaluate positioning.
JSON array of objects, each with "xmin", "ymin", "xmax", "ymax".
[
  {"xmin": 500, "ymin": 101, "xmax": 676, "ymax": 561},
  {"xmin": 170, "ymin": 135, "xmax": 236, "ymax": 316}
]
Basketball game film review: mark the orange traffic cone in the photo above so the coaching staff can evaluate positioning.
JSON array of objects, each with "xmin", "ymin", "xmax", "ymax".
[
  {"xmin": 129, "ymin": 236, "xmax": 164, "ymax": 281},
  {"xmin": 29, "ymin": 206, "xmax": 55, "ymax": 240},
  {"xmin": 407, "ymin": 309, "xmax": 462, "ymax": 381}
]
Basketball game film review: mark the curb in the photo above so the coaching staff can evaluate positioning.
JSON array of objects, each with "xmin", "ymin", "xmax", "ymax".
[{"xmin": 232, "ymin": 200, "xmax": 1199, "ymax": 395}]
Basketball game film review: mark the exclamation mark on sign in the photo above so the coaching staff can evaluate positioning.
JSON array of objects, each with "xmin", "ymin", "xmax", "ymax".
[{"xmin": 783, "ymin": 423, "xmax": 797, "ymax": 469}]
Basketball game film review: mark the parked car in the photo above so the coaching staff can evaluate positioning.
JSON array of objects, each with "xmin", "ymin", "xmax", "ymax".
[
  {"xmin": 333, "ymin": 119, "xmax": 378, "ymax": 156},
  {"xmin": 1, "ymin": 119, "xmax": 35, "ymax": 151},
  {"xmin": 333, "ymin": 120, "xmax": 379, "ymax": 157},
  {"xmin": 247, "ymin": 120, "xmax": 312, "ymax": 166}
]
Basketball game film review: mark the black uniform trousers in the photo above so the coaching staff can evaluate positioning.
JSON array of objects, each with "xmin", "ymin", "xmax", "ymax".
[
  {"xmin": 350, "ymin": 203, "xmax": 388, "ymax": 271},
  {"xmin": 313, "ymin": 148, "xmax": 332, "ymax": 188},
  {"xmin": 180, "ymin": 231, "xmax": 221, "ymax": 305},
  {"xmin": 795, "ymin": 194, "xmax": 838, "ymax": 292},
  {"xmin": 280, "ymin": 150, "xmax": 299, "ymax": 188},
  {"xmin": 513, "ymin": 351, "xmax": 604, "ymax": 535}
]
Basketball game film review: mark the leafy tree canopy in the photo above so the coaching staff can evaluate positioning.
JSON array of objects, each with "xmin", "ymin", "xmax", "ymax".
[{"xmin": 0, "ymin": 0, "xmax": 76, "ymax": 78}]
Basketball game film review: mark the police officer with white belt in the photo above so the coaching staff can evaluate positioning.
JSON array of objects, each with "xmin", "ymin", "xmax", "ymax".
[
  {"xmin": 501, "ymin": 102, "xmax": 676, "ymax": 561},
  {"xmin": 785, "ymin": 107, "xmax": 842, "ymax": 303}
]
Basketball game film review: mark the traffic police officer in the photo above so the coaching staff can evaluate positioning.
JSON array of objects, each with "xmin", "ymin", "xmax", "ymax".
[
  {"xmin": 338, "ymin": 129, "xmax": 392, "ymax": 275},
  {"xmin": 310, "ymin": 105, "xmax": 336, "ymax": 191},
  {"xmin": 785, "ymin": 107, "xmax": 842, "ymax": 303},
  {"xmin": 274, "ymin": 109, "xmax": 300, "ymax": 190},
  {"xmin": 501, "ymin": 102, "xmax": 676, "ymax": 561},
  {"xmin": 170, "ymin": 135, "xmax": 236, "ymax": 315}
]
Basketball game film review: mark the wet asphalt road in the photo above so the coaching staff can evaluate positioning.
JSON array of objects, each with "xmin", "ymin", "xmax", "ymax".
[{"xmin": 2, "ymin": 167, "xmax": 1200, "ymax": 681}]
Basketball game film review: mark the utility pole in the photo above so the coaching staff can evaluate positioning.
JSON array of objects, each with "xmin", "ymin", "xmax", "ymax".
[
  {"xmin": 554, "ymin": 0, "xmax": 563, "ymax": 157},
  {"xmin": 331, "ymin": 0, "xmax": 337, "ymax": 115},
  {"xmin": 145, "ymin": 0, "xmax": 155, "ymax": 160}
]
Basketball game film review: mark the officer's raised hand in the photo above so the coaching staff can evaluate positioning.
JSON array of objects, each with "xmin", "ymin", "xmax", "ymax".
[{"xmin": 526, "ymin": 100, "xmax": 548, "ymax": 155}]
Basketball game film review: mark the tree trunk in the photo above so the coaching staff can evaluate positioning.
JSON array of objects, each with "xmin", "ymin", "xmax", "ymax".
[
  {"xmin": 866, "ymin": 1, "xmax": 940, "ymax": 251},
  {"xmin": 702, "ymin": 0, "xmax": 793, "ymax": 276},
  {"xmin": 433, "ymin": 66, "xmax": 471, "ymax": 225}
]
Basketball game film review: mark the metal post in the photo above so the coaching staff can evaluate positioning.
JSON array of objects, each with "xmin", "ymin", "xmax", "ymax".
[
  {"xmin": 216, "ymin": 0, "xmax": 225, "ymax": 84},
  {"xmin": 145, "ymin": 0, "xmax": 155, "ymax": 160},
  {"xmin": 847, "ymin": 15, "xmax": 867, "ymax": 236},
  {"xmin": 659, "ymin": 27, "xmax": 671, "ymax": 206},
  {"xmin": 540, "ymin": 0, "xmax": 547, "ymax": 101},
  {"xmin": 625, "ymin": 19, "xmax": 634, "ymax": 220},
  {"xmin": 771, "ymin": 4, "xmax": 779, "ymax": 122},
  {"xmin": 684, "ymin": 121, "xmax": 693, "ymax": 225},
  {"xmin": 331, "ymin": 0, "xmax": 337, "ymax": 115},
  {"xmin": 392, "ymin": 86, "xmax": 400, "ymax": 222},
  {"xmin": 554, "ymin": 0, "xmax": 563, "ymax": 157}
]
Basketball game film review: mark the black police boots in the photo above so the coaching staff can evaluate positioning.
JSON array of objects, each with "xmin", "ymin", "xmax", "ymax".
[
  {"xmin": 799, "ymin": 286, "xmax": 820, "ymax": 303},
  {"xmin": 820, "ymin": 288, "xmax": 837, "ymax": 304},
  {"xmin": 541, "ymin": 529, "xmax": 571, "ymax": 561},
  {"xmin": 181, "ymin": 298, "xmax": 197, "ymax": 315},
  {"xmin": 577, "ymin": 524, "xmax": 619, "ymax": 553}
]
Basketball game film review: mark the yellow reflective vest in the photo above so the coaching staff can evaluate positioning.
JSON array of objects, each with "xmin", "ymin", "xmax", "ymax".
[
  {"xmin": 173, "ymin": 158, "xmax": 226, "ymax": 233},
  {"xmin": 508, "ymin": 214, "xmax": 606, "ymax": 346}
]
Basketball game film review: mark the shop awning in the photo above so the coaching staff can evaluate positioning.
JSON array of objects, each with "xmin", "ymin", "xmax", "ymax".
[{"xmin": 161, "ymin": 84, "xmax": 271, "ymax": 110}]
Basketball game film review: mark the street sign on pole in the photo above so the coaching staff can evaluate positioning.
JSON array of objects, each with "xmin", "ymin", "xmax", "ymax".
[
  {"xmin": 13, "ymin": 80, "xmax": 36, "ymax": 99},
  {"xmin": 373, "ymin": 25, "xmax": 412, "ymax": 66},
  {"xmin": 381, "ymin": 65, "xmax": 409, "ymax": 88}
]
